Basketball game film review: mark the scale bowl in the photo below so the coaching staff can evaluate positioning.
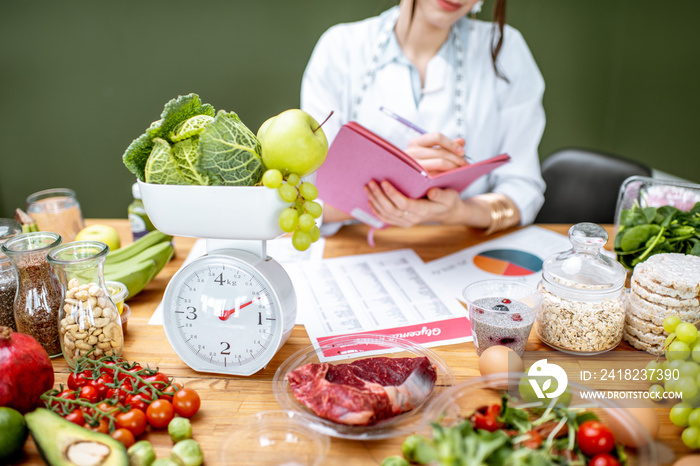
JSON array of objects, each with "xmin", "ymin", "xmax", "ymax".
[{"xmin": 138, "ymin": 181, "xmax": 287, "ymax": 240}]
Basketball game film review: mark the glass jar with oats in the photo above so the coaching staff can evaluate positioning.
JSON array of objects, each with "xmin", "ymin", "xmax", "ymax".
[
  {"xmin": 47, "ymin": 241, "xmax": 123, "ymax": 368},
  {"xmin": 536, "ymin": 223, "xmax": 627, "ymax": 355}
]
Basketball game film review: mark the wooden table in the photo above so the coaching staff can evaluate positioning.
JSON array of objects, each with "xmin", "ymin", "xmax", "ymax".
[{"xmin": 15, "ymin": 221, "xmax": 689, "ymax": 465}]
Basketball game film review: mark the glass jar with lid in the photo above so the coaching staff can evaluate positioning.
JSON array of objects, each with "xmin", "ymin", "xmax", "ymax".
[
  {"xmin": 1, "ymin": 231, "xmax": 63, "ymax": 357},
  {"xmin": 47, "ymin": 241, "xmax": 123, "ymax": 368},
  {"xmin": 0, "ymin": 219, "xmax": 23, "ymax": 330},
  {"xmin": 536, "ymin": 223, "xmax": 627, "ymax": 355}
]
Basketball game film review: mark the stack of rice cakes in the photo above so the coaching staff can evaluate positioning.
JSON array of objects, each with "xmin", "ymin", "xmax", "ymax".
[{"xmin": 623, "ymin": 253, "xmax": 700, "ymax": 355}]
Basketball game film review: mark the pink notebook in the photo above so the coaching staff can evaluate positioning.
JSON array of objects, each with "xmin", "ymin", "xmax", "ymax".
[{"xmin": 316, "ymin": 121, "xmax": 511, "ymax": 228}]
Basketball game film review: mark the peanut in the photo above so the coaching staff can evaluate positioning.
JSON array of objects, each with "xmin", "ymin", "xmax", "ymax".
[{"xmin": 59, "ymin": 280, "xmax": 123, "ymax": 362}]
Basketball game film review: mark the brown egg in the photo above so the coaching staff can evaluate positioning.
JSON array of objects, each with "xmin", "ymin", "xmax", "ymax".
[
  {"xmin": 606, "ymin": 407, "xmax": 659, "ymax": 447},
  {"xmin": 478, "ymin": 345, "xmax": 524, "ymax": 376},
  {"xmin": 673, "ymin": 454, "xmax": 700, "ymax": 466}
]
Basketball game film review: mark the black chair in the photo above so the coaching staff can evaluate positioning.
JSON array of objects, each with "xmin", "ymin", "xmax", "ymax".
[{"xmin": 534, "ymin": 148, "xmax": 652, "ymax": 224}]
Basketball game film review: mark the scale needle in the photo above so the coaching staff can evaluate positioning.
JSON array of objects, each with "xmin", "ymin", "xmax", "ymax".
[{"xmin": 218, "ymin": 297, "xmax": 261, "ymax": 321}]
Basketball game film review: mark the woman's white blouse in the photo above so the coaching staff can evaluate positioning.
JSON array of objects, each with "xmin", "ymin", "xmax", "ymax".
[{"xmin": 301, "ymin": 6, "xmax": 546, "ymax": 225}]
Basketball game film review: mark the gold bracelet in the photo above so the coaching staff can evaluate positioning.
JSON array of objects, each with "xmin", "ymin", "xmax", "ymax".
[{"xmin": 473, "ymin": 193, "xmax": 520, "ymax": 235}]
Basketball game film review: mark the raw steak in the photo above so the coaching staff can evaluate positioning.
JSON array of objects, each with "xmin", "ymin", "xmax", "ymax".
[{"xmin": 285, "ymin": 356, "xmax": 437, "ymax": 426}]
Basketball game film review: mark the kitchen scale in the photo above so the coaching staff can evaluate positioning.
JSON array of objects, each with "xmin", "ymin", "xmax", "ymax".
[{"xmin": 137, "ymin": 181, "xmax": 297, "ymax": 376}]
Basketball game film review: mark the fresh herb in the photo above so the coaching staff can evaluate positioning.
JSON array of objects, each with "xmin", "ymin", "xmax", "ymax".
[{"xmin": 614, "ymin": 201, "xmax": 700, "ymax": 268}]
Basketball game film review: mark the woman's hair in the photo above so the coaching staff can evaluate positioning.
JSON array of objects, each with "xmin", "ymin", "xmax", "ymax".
[
  {"xmin": 406, "ymin": 0, "xmax": 508, "ymax": 79},
  {"xmin": 491, "ymin": 0, "xmax": 507, "ymax": 79}
]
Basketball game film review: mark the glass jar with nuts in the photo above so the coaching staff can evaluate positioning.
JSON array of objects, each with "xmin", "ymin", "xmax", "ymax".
[{"xmin": 47, "ymin": 240, "xmax": 123, "ymax": 367}]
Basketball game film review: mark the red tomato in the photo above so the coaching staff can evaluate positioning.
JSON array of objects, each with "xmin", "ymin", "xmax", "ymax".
[
  {"xmin": 117, "ymin": 365, "xmax": 143, "ymax": 383},
  {"xmin": 101, "ymin": 359, "xmax": 123, "ymax": 377},
  {"xmin": 47, "ymin": 389, "xmax": 77, "ymax": 409},
  {"xmin": 96, "ymin": 401, "xmax": 121, "ymax": 415},
  {"xmin": 115, "ymin": 408, "xmax": 147, "ymax": 437},
  {"xmin": 107, "ymin": 380, "xmax": 133, "ymax": 404},
  {"xmin": 159, "ymin": 382, "xmax": 183, "ymax": 402},
  {"xmin": 577, "ymin": 421, "xmax": 616, "ymax": 456},
  {"xmin": 91, "ymin": 373, "xmax": 114, "ymax": 400},
  {"xmin": 172, "ymin": 387, "xmax": 201, "ymax": 418},
  {"xmin": 142, "ymin": 372, "xmax": 170, "ymax": 391},
  {"xmin": 89, "ymin": 417, "xmax": 110, "ymax": 434},
  {"xmin": 65, "ymin": 409, "xmax": 85, "ymax": 426},
  {"xmin": 146, "ymin": 399, "xmax": 175, "ymax": 429},
  {"xmin": 111, "ymin": 428, "xmax": 136, "ymax": 448},
  {"xmin": 470, "ymin": 404, "xmax": 504, "ymax": 432},
  {"xmin": 79, "ymin": 385, "xmax": 99, "ymax": 404},
  {"xmin": 125, "ymin": 393, "xmax": 151, "ymax": 412},
  {"xmin": 67, "ymin": 370, "xmax": 93, "ymax": 390},
  {"xmin": 588, "ymin": 454, "xmax": 621, "ymax": 466}
]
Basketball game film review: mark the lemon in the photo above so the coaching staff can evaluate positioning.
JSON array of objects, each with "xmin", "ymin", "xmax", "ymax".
[{"xmin": 0, "ymin": 407, "xmax": 28, "ymax": 461}]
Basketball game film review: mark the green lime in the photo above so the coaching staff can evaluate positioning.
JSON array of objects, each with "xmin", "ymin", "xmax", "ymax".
[{"xmin": 0, "ymin": 407, "xmax": 28, "ymax": 461}]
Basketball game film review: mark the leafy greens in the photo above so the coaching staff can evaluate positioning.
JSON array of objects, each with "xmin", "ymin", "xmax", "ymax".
[
  {"xmin": 197, "ymin": 110, "xmax": 265, "ymax": 186},
  {"xmin": 121, "ymin": 93, "xmax": 264, "ymax": 187},
  {"xmin": 614, "ymin": 202, "xmax": 700, "ymax": 268}
]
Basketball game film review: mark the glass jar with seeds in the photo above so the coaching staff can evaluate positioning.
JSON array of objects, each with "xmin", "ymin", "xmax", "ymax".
[
  {"xmin": 47, "ymin": 241, "xmax": 123, "ymax": 368},
  {"xmin": 536, "ymin": 223, "xmax": 627, "ymax": 355},
  {"xmin": 0, "ymin": 219, "xmax": 23, "ymax": 331},
  {"xmin": 1, "ymin": 231, "xmax": 63, "ymax": 357}
]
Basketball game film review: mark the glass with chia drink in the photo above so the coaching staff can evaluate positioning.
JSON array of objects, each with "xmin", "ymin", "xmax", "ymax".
[{"xmin": 463, "ymin": 280, "xmax": 543, "ymax": 357}]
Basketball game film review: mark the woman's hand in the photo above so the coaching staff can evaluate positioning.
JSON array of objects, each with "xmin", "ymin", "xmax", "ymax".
[
  {"xmin": 405, "ymin": 133, "xmax": 467, "ymax": 174},
  {"xmin": 365, "ymin": 181, "xmax": 464, "ymax": 227}
]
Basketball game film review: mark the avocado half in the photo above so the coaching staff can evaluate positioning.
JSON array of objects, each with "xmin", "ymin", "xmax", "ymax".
[{"xmin": 25, "ymin": 408, "xmax": 128, "ymax": 466}]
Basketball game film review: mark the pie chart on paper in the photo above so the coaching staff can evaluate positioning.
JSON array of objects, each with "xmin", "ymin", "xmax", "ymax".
[{"xmin": 473, "ymin": 249, "xmax": 543, "ymax": 276}]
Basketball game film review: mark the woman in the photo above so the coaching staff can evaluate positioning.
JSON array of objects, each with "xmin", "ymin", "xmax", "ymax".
[{"xmin": 301, "ymin": 0, "xmax": 545, "ymax": 234}]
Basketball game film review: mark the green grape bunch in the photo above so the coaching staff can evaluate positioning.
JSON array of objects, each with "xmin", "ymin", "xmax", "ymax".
[
  {"xmin": 646, "ymin": 315, "xmax": 700, "ymax": 450},
  {"xmin": 262, "ymin": 169, "xmax": 322, "ymax": 251}
]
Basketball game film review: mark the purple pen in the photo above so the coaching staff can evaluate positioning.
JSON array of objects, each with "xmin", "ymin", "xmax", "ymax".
[
  {"xmin": 379, "ymin": 106, "xmax": 471, "ymax": 162},
  {"xmin": 379, "ymin": 106, "xmax": 428, "ymax": 134}
]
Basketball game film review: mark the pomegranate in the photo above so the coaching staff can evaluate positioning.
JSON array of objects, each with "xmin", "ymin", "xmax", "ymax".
[{"xmin": 0, "ymin": 326, "xmax": 55, "ymax": 413}]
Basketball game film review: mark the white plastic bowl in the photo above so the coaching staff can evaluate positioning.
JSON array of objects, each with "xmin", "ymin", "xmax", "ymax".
[{"xmin": 137, "ymin": 181, "xmax": 287, "ymax": 240}]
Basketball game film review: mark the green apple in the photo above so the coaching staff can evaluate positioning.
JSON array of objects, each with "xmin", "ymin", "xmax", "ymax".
[
  {"xmin": 75, "ymin": 224, "xmax": 121, "ymax": 252},
  {"xmin": 258, "ymin": 109, "xmax": 328, "ymax": 177}
]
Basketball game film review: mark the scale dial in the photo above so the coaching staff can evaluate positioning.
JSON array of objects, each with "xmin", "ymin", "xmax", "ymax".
[{"xmin": 162, "ymin": 250, "xmax": 296, "ymax": 376}]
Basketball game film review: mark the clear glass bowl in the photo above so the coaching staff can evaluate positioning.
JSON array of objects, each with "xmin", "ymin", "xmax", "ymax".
[
  {"xmin": 273, "ymin": 333, "xmax": 455, "ymax": 440},
  {"xmin": 218, "ymin": 411, "xmax": 329, "ymax": 466},
  {"xmin": 420, "ymin": 373, "xmax": 657, "ymax": 465}
]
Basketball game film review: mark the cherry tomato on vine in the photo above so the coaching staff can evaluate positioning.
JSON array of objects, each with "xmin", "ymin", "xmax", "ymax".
[
  {"xmin": 111, "ymin": 428, "xmax": 136, "ymax": 448},
  {"xmin": 577, "ymin": 421, "xmax": 616, "ymax": 456},
  {"xmin": 125, "ymin": 393, "xmax": 151, "ymax": 412},
  {"xmin": 107, "ymin": 380, "xmax": 134, "ymax": 404},
  {"xmin": 89, "ymin": 417, "xmax": 110, "ymax": 434},
  {"xmin": 79, "ymin": 385, "xmax": 100, "ymax": 404},
  {"xmin": 117, "ymin": 364, "xmax": 144, "ymax": 383},
  {"xmin": 159, "ymin": 382, "xmax": 183, "ymax": 402},
  {"xmin": 91, "ymin": 373, "xmax": 114, "ymax": 399},
  {"xmin": 172, "ymin": 387, "xmax": 201, "ymax": 418},
  {"xmin": 588, "ymin": 454, "xmax": 621, "ymax": 466},
  {"xmin": 142, "ymin": 372, "xmax": 169, "ymax": 390},
  {"xmin": 65, "ymin": 409, "xmax": 85, "ymax": 426},
  {"xmin": 101, "ymin": 359, "xmax": 124, "ymax": 377},
  {"xmin": 96, "ymin": 401, "xmax": 121, "ymax": 415},
  {"xmin": 146, "ymin": 399, "xmax": 175, "ymax": 429},
  {"xmin": 115, "ymin": 408, "xmax": 147, "ymax": 437},
  {"xmin": 46, "ymin": 389, "xmax": 77, "ymax": 409},
  {"xmin": 67, "ymin": 370, "xmax": 93, "ymax": 390}
]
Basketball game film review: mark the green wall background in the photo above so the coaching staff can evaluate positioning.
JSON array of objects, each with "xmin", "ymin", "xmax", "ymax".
[{"xmin": 1, "ymin": 0, "xmax": 698, "ymax": 220}]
